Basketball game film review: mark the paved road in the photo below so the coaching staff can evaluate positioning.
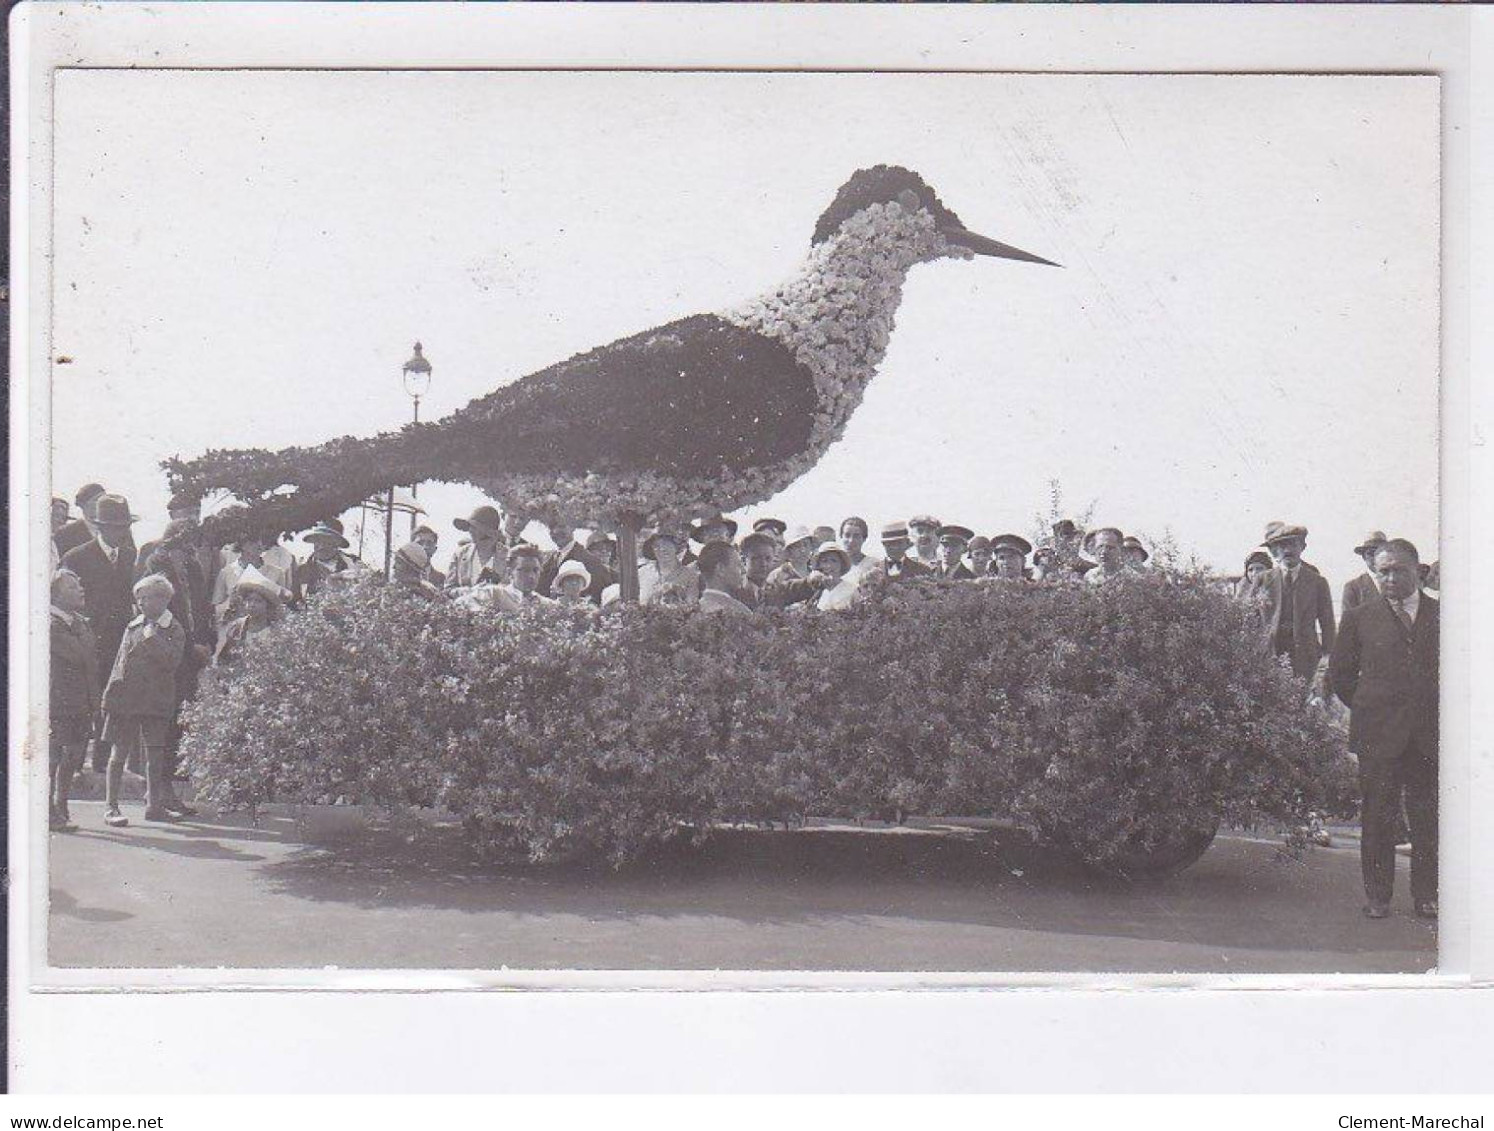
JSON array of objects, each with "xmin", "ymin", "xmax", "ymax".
[{"xmin": 47, "ymin": 802, "xmax": 1436, "ymax": 973}]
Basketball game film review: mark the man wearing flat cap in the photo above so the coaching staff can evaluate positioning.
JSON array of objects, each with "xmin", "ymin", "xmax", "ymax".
[
  {"xmin": 1343, "ymin": 531, "xmax": 1388, "ymax": 612},
  {"xmin": 1256, "ymin": 521, "xmax": 1336, "ymax": 683},
  {"xmin": 990, "ymin": 534, "xmax": 1032, "ymax": 582},
  {"xmin": 906, "ymin": 515, "xmax": 943, "ymax": 572},
  {"xmin": 937, "ymin": 525, "xmax": 976, "ymax": 580},
  {"xmin": 881, "ymin": 522, "xmax": 933, "ymax": 581},
  {"xmin": 445, "ymin": 505, "xmax": 508, "ymax": 593}
]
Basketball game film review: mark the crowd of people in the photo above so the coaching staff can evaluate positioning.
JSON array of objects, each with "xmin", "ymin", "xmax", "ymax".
[{"xmin": 47, "ymin": 482, "xmax": 1440, "ymax": 921}]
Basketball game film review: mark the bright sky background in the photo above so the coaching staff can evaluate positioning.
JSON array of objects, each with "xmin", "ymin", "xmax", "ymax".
[{"xmin": 50, "ymin": 71, "xmax": 1439, "ymax": 589}]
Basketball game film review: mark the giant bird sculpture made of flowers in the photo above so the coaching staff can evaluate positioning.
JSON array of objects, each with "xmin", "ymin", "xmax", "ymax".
[{"xmin": 165, "ymin": 166, "xmax": 1056, "ymax": 542}]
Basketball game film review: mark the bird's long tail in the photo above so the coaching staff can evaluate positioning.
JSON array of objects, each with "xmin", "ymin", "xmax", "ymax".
[{"xmin": 163, "ymin": 418, "xmax": 463, "ymax": 549}]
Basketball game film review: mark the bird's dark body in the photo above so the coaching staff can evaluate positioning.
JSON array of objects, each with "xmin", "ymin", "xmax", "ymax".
[
  {"xmin": 168, "ymin": 314, "xmax": 820, "ymax": 541},
  {"xmin": 445, "ymin": 314, "xmax": 816, "ymax": 477}
]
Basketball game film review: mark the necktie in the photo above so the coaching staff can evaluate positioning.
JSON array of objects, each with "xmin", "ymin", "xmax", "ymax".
[{"xmin": 1390, "ymin": 598, "xmax": 1415, "ymax": 636}]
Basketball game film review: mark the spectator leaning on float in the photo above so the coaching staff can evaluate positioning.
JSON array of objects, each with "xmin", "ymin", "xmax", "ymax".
[
  {"xmin": 1329, "ymin": 537, "xmax": 1439, "ymax": 921},
  {"xmin": 537, "ymin": 527, "xmax": 616, "ymax": 603},
  {"xmin": 639, "ymin": 527, "xmax": 701, "ymax": 607},
  {"xmin": 1030, "ymin": 545, "xmax": 1059, "ymax": 582},
  {"xmin": 697, "ymin": 541, "xmax": 754, "ymax": 616},
  {"xmin": 990, "ymin": 534, "xmax": 1033, "ymax": 582},
  {"xmin": 1342, "ymin": 530, "xmax": 1388, "ymax": 612},
  {"xmin": 966, "ymin": 536, "xmax": 995, "ymax": 578},
  {"xmin": 937, "ymin": 525, "xmax": 976, "ymax": 580},
  {"xmin": 1084, "ymin": 527, "xmax": 1128, "ymax": 586},
  {"xmin": 880, "ymin": 521, "xmax": 932, "ymax": 580},
  {"xmin": 411, "ymin": 525, "xmax": 444, "ymax": 587},
  {"xmin": 737, "ymin": 531, "xmax": 779, "ymax": 610},
  {"xmin": 1051, "ymin": 518, "xmax": 1094, "ymax": 579},
  {"xmin": 99, "ymin": 573, "xmax": 189, "ymax": 828},
  {"xmin": 839, "ymin": 516, "xmax": 882, "ymax": 588},
  {"xmin": 460, "ymin": 544, "xmax": 557, "ymax": 612},
  {"xmin": 552, "ymin": 558, "xmax": 594, "ymax": 606},
  {"xmin": 294, "ymin": 522, "xmax": 363, "ymax": 602},
  {"xmin": 213, "ymin": 534, "xmax": 294, "ymax": 621},
  {"xmin": 906, "ymin": 514, "xmax": 942, "ymax": 571},
  {"xmin": 214, "ymin": 565, "xmax": 285, "ymax": 667},
  {"xmin": 445, "ymin": 505, "xmax": 508, "ymax": 594},
  {"xmin": 49, "ymin": 570, "xmax": 99, "ymax": 832},
  {"xmin": 763, "ymin": 526, "xmax": 823, "ymax": 608},
  {"xmin": 811, "ymin": 541, "xmax": 858, "ymax": 611},
  {"xmin": 1254, "ymin": 521, "xmax": 1336, "ymax": 684},
  {"xmin": 392, "ymin": 540, "xmax": 443, "ymax": 599}
]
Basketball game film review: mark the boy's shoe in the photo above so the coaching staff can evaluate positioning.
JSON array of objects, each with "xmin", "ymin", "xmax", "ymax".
[
  {"xmin": 103, "ymin": 808, "xmax": 129, "ymax": 828},
  {"xmin": 162, "ymin": 799, "xmax": 198, "ymax": 817},
  {"xmin": 1362, "ymin": 903, "xmax": 1391, "ymax": 919},
  {"xmin": 143, "ymin": 808, "xmax": 179, "ymax": 822},
  {"xmin": 49, "ymin": 811, "xmax": 78, "ymax": 833}
]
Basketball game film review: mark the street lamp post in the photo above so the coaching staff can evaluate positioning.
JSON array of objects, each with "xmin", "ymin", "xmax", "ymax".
[{"xmin": 385, "ymin": 342, "xmax": 434, "ymax": 577}]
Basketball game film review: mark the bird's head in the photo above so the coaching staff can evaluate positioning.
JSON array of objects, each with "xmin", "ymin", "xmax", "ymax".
[{"xmin": 812, "ymin": 165, "xmax": 1058, "ymax": 267}]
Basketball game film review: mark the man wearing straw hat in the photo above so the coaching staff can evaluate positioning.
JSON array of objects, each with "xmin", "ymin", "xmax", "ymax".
[
  {"xmin": 1342, "ymin": 531, "xmax": 1389, "ymax": 612},
  {"xmin": 880, "ymin": 521, "xmax": 933, "ymax": 581},
  {"xmin": 1256, "ymin": 521, "xmax": 1337, "ymax": 683}
]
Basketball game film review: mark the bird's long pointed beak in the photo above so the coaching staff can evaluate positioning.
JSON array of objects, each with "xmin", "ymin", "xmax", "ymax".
[{"xmin": 944, "ymin": 227, "xmax": 1060, "ymax": 267}]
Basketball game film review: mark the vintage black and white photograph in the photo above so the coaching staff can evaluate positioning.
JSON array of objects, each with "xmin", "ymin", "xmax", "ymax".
[{"xmin": 33, "ymin": 68, "xmax": 1441, "ymax": 977}]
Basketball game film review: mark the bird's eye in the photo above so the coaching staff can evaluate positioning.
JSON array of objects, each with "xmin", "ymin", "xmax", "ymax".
[{"xmin": 896, "ymin": 189, "xmax": 922, "ymax": 211}]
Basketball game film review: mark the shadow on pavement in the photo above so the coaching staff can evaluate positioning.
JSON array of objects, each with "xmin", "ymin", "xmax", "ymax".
[
  {"xmin": 49, "ymin": 888, "xmax": 134, "ymax": 924},
  {"xmin": 69, "ymin": 824, "xmax": 270, "ymax": 863},
  {"xmin": 245, "ymin": 816, "xmax": 1434, "ymax": 961}
]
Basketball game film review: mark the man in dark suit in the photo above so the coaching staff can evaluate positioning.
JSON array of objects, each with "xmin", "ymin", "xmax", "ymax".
[
  {"xmin": 1341, "ymin": 531, "xmax": 1387, "ymax": 612},
  {"xmin": 1329, "ymin": 538, "xmax": 1438, "ymax": 920},
  {"xmin": 60, "ymin": 494, "xmax": 139, "ymax": 771},
  {"xmin": 1254, "ymin": 521, "xmax": 1336, "ymax": 683}
]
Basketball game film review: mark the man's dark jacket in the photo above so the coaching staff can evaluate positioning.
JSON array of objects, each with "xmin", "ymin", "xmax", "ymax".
[
  {"xmin": 1329, "ymin": 592, "xmax": 1439, "ymax": 761},
  {"xmin": 1254, "ymin": 561, "xmax": 1336, "ymax": 681},
  {"xmin": 60, "ymin": 538, "xmax": 137, "ymax": 667}
]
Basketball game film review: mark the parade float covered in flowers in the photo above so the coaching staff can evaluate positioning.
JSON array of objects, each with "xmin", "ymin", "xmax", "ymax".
[{"xmin": 168, "ymin": 165, "xmax": 1349, "ymax": 875}]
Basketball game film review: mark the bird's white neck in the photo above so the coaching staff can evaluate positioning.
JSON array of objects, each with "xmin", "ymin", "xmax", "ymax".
[{"xmin": 724, "ymin": 202, "xmax": 953, "ymax": 447}]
